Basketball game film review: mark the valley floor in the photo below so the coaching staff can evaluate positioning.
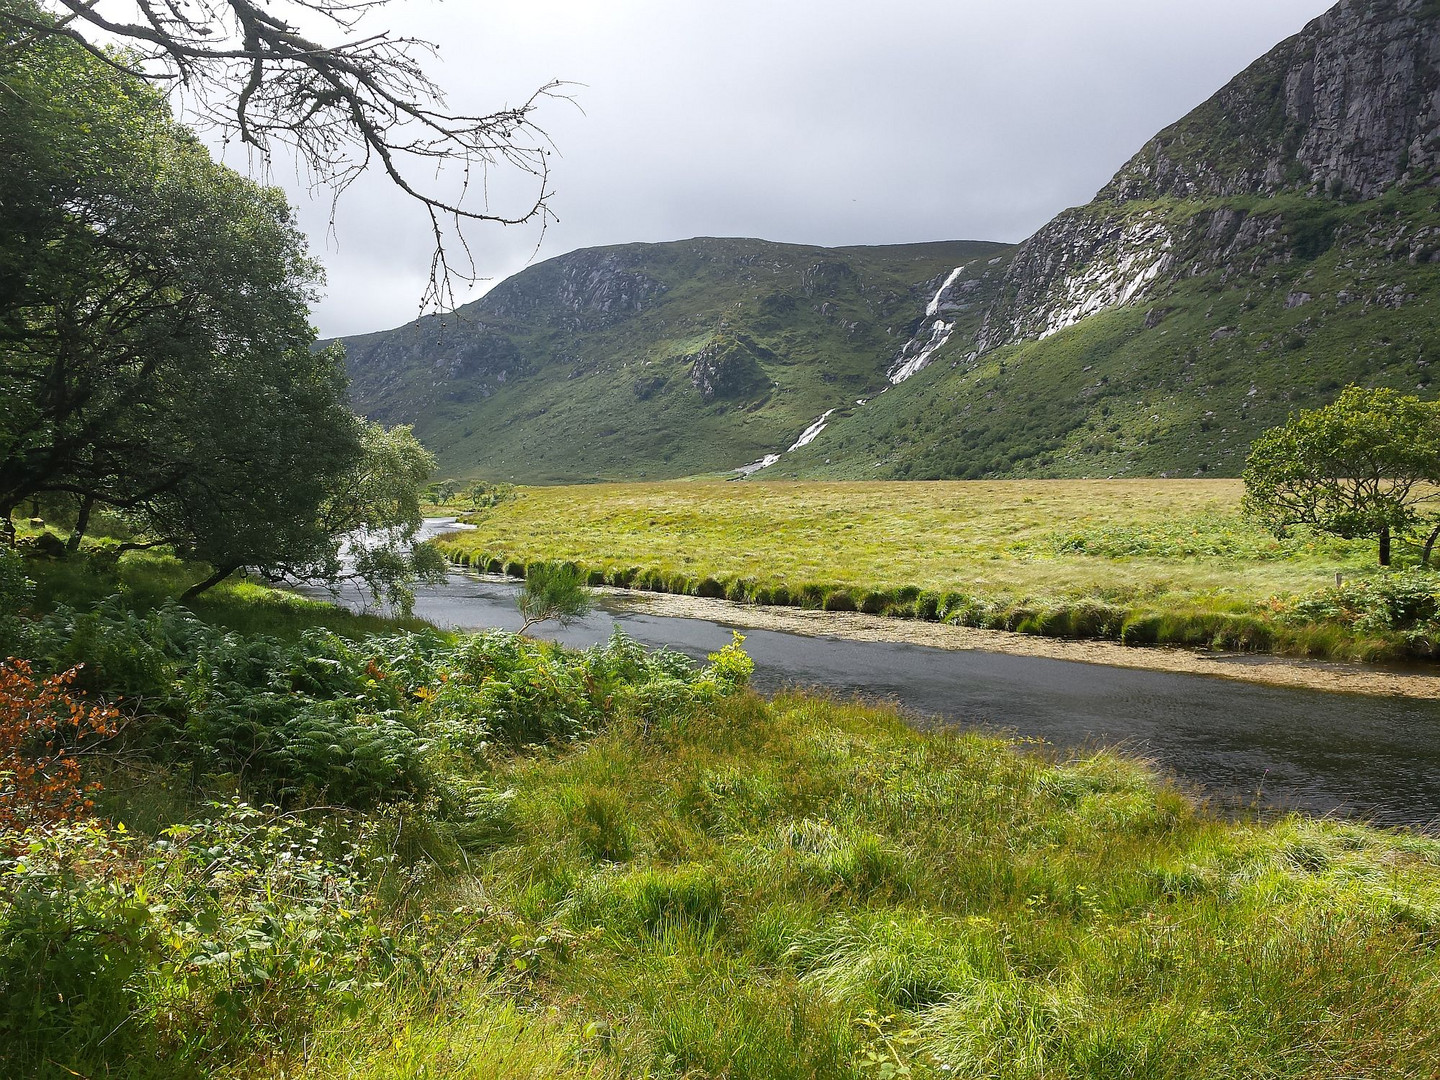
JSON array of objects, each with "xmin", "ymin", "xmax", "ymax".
[
  {"xmin": 434, "ymin": 479, "xmax": 1440, "ymax": 665},
  {"xmin": 5, "ymin": 553, "xmax": 1440, "ymax": 1077}
]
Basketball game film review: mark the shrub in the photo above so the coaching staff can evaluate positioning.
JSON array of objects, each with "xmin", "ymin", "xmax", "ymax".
[
  {"xmin": 0, "ymin": 661, "xmax": 118, "ymax": 831},
  {"xmin": 517, "ymin": 561, "xmax": 593, "ymax": 633},
  {"xmin": 702, "ymin": 632, "xmax": 755, "ymax": 693},
  {"xmin": 1284, "ymin": 569, "xmax": 1440, "ymax": 635},
  {"xmin": 0, "ymin": 550, "xmax": 33, "ymax": 657},
  {"xmin": 0, "ymin": 804, "xmax": 399, "ymax": 1076}
]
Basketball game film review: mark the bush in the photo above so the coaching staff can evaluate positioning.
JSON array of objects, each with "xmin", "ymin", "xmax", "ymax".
[
  {"xmin": 0, "ymin": 550, "xmax": 33, "ymax": 658},
  {"xmin": 517, "ymin": 561, "xmax": 592, "ymax": 633},
  {"xmin": 1284, "ymin": 569, "xmax": 1440, "ymax": 635},
  {"xmin": 0, "ymin": 661, "xmax": 118, "ymax": 830}
]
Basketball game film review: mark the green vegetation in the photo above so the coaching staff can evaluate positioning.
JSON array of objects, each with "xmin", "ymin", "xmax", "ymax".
[
  {"xmin": 0, "ymin": 13, "xmax": 439, "ymax": 607},
  {"xmin": 333, "ymin": 186, "xmax": 1440, "ymax": 487},
  {"xmin": 782, "ymin": 188, "xmax": 1440, "ymax": 483},
  {"xmin": 330, "ymin": 3, "xmax": 1440, "ymax": 490},
  {"xmin": 4, "ymin": 551, "xmax": 1440, "ymax": 1078},
  {"xmin": 338, "ymin": 238, "xmax": 1014, "ymax": 483},
  {"xmin": 518, "ymin": 560, "xmax": 595, "ymax": 633},
  {"xmin": 0, "ymin": 15, "xmax": 351, "ymax": 552},
  {"xmin": 1244, "ymin": 386, "xmax": 1440, "ymax": 566},
  {"xmin": 433, "ymin": 479, "xmax": 1440, "ymax": 661}
]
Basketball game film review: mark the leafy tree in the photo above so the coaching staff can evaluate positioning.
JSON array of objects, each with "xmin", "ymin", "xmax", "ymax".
[
  {"xmin": 517, "ymin": 562, "xmax": 593, "ymax": 635},
  {"xmin": 308, "ymin": 422, "xmax": 447, "ymax": 613},
  {"xmin": 0, "ymin": 26, "xmax": 436, "ymax": 602},
  {"xmin": 0, "ymin": 26, "xmax": 351, "ymax": 531},
  {"xmin": 0, "ymin": 0, "xmax": 560, "ymax": 308},
  {"xmin": 1243, "ymin": 386, "xmax": 1440, "ymax": 566}
]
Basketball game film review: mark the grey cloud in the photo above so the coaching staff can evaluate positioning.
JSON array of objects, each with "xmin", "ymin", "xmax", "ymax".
[{"xmin": 290, "ymin": 0, "xmax": 1336, "ymax": 337}]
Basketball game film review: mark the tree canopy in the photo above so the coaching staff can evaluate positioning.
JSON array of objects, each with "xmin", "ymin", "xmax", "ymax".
[
  {"xmin": 0, "ymin": 22, "xmax": 437, "ymax": 602},
  {"xmin": 1242, "ymin": 385, "xmax": 1440, "ymax": 566}
]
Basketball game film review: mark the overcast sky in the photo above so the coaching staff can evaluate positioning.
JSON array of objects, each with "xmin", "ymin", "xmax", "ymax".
[{"xmin": 250, "ymin": 0, "xmax": 1337, "ymax": 338}]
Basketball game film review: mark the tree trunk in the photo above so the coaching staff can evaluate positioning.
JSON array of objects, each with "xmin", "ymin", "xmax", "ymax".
[
  {"xmin": 66, "ymin": 495, "xmax": 93, "ymax": 553},
  {"xmin": 1423, "ymin": 524, "xmax": 1440, "ymax": 568},
  {"xmin": 180, "ymin": 563, "xmax": 241, "ymax": 601},
  {"xmin": 0, "ymin": 501, "xmax": 16, "ymax": 547},
  {"xmin": 1379, "ymin": 525, "xmax": 1392, "ymax": 567}
]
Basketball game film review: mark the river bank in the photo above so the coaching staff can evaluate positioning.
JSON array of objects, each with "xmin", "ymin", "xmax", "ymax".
[{"xmin": 572, "ymin": 578, "xmax": 1440, "ymax": 700}]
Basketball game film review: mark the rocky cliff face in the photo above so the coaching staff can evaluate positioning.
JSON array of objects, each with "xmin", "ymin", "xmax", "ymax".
[
  {"xmin": 971, "ymin": 0, "xmax": 1440, "ymax": 354},
  {"xmin": 1107, "ymin": 0, "xmax": 1440, "ymax": 203},
  {"xmin": 480, "ymin": 247, "xmax": 668, "ymax": 331}
]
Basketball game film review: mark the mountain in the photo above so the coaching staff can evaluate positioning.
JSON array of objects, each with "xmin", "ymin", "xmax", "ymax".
[
  {"xmin": 776, "ymin": 0, "xmax": 1440, "ymax": 480},
  {"xmin": 334, "ymin": 239, "xmax": 1013, "ymax": 481},
  {"xmin": 337, "ymin": 0, "xmax": 1440, "ymax": 483}
]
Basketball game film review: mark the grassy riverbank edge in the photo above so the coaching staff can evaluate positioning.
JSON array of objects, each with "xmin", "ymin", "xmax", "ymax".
[
  {"xmin": 434, "ymin": 541, "xmax": 1424, "ymax": 666},
  {"xmin": 428, "ymin": 480, "xmax": 1440, "ymax": 666},
  {"xmin": 577, "ymin": 579, "xmax": 1440, "ymax": 700}
]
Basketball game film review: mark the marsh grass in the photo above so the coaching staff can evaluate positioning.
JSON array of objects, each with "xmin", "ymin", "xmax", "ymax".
[
  {"xmin": 436, "ymin": 479, "xmax": 1438, "ymax": 660},
  {"xmin": 24, "ymin": 549, "xmax": 433, "ymax": 640}
]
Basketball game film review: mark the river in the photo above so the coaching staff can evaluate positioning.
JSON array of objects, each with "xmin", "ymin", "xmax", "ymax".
[{"xmin": 329, "ymin": 521, "xmax": 1440, "ymax": 828}]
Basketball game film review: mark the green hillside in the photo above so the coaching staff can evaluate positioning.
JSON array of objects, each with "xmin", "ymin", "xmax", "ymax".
[
  {"xmin": 336, "ymin": 239, "xmax": 1012, "ymax": 482},
  {"xmin": 780, "ymin": 189, "xmax": 1440, "ymax": 479}
]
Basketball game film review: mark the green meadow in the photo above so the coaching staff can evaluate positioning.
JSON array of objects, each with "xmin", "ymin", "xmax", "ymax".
[
  {"xmin": 433, "ymin": 479, "xmax": 1439, "ymax": 661},
  {"xmin": 4, "ymin": 552, "xmax": 1440, "ymax": 1078}
]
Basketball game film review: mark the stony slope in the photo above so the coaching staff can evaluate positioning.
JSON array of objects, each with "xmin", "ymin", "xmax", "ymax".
[
  {"xmin": 335, "ymin": 238, "xmax": 1012, "ymax": 482},
  {"xmin": 776, "ymin": 0, "xmax": 1440, "ymax": 480}
]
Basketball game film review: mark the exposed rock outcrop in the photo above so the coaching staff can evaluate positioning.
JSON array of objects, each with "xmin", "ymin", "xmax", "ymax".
[
  {"xmin": 483, "ymin": 247, "xmax": 668, "ymax": 331},
  {"xmin": 971, "ymin": 0, "xmax": 1440, "ymax": 356},
  {"xmin": 687, "ymin": 333, "xmax": 773, "ymax": 402}
]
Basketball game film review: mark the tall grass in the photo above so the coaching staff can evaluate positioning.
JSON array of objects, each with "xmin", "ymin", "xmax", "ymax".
[
  {"xmin": 7, "ymin": 566, "xmax": 1440, "ymax": 1077},
  {"xmin": 383, "ymin": 691, "xmax": 1440, "ymax": 1079}
]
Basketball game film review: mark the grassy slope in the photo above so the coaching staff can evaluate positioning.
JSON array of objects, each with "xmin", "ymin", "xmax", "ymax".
[
  {"xmin": 432, "ymin": 479, "xmax": 1424, "ymax": 658},
  {"xmin": 9, "ymin": 554, "xmax": 1440, "ymax": 1077},
  {"xmin": 782, "ymin": 189, "xmax": 1440, "ymax": 480},
  {"xmin": 339, "ymin": 238, "xmax": 1012, "ymax": 483},
  {"xmin": 339, "ymin": 192, "xmax": 1440, "ymax": 486},
  {"xmin": 273, "ymin": 693, "xmax": 1440, "ymax": 1078}
]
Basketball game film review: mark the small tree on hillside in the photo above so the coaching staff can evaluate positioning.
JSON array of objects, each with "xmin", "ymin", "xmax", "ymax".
[{"xmin": 1242, "ymin": 386, "xmax": 1440, "ymax": 566}]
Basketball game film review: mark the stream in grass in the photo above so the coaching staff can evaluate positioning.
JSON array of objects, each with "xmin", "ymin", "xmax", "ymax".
[{"xmin": 332, "ymin": 521, "xmax": 1440, "ymax": 827}]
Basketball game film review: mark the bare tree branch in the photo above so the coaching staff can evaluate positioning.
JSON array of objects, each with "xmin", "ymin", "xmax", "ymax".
[{"xmin": 3, "ymin": 0, "xmax": 568, "ymax": 311}]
